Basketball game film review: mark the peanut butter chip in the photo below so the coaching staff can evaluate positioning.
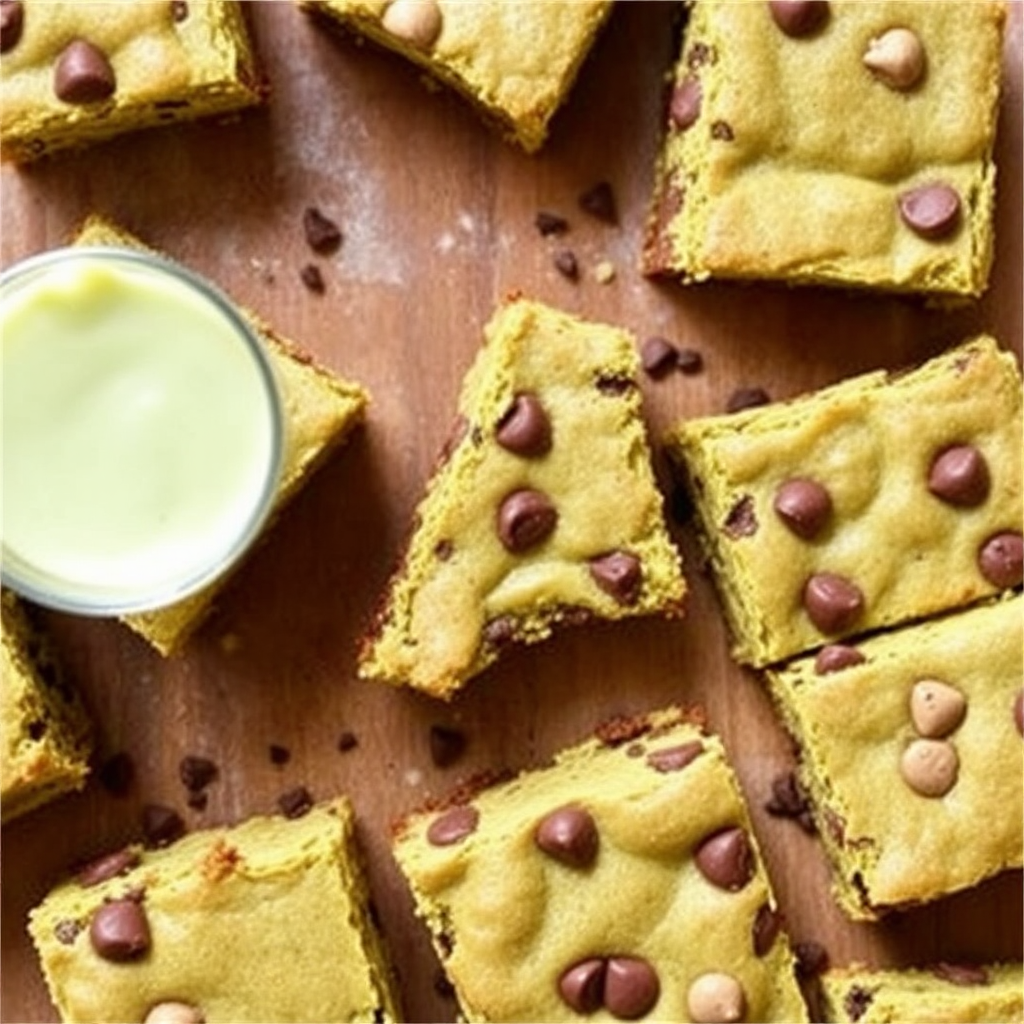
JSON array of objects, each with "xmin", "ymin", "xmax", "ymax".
[
  {"xmin": 900, "ymin": 738, "xmax": 959, "ymax": 797},
  {"xmin": 864, "ymin": 27, "xmax": 925, "ymax": 90},
  {"xmin": 381, "ymin": 0, "xmax": 442, "ymax": 51},
  {"xmin": 687, "ymin": 971, "xmax": 747, "ymax": 1023},
  {"xmin": 144, "ymin": 1003, "xmax": 206, "ymax": 1024},
  {"xmin": 910, "ymin": 679, "xmax": 966, "ymax": 738}
]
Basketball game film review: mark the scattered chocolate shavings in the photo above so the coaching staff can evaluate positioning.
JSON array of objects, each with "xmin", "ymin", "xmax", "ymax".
[
  {"xmin": 535, "ymin": 210, "xmax": 569, "ymax": 236},
  {"xmin": 300, "ymin": 264, "xmax": 326, "ymax": 293},
  {"xmin": 553, "ymin": 249, "xmax": 579, "ymax": 281}
]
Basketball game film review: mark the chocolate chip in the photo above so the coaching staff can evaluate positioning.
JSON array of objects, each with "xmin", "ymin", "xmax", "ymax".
[
  {"xmin": 89, "ymin": 899, "xmax": 150, "ymax": 962},
  {"xmin": 710, "ymin": 120, "xmax": 734, "ymax": 141},
  {"xmin": 559, "ymin": 959, "xmax": 606, "ymax": 1014},
  {"xmin": 278, "ymin": 785, "xmax": 313, "ymax": 819},
  {"xmin": 589, "ymin": 551, "xmax": 643, "ymax": 605},
  {"xmin": 774, "ymin": 478, "xmax": 832, "ymax": 539},
  {"xmin": 0, "ymin": 0, "xmax": 24, "ymax": 53},
  {"xmin": 179, "ymin": 755, "xmax": 218, "ymax": 793},
  {"xmin": 578, "ymin": 181, "xmax": 618, "ymax": 225},
  {"xmin": 1014, "ymin": 690, "xmax": 1023, "ymax": 737},
  {"xmin": 429, "ymin": 725, "xmax": 467, "ymax": 768},
  {"xmin": 604, "ymin": 957, "xmax": 660, "ymax": 1019},
  {"xmin": 303, "ymin": 206, "xmax": 343, "ymax": 254},
  {"xmin": 98, "ymin": 752, "xmax": 135, "ymax": 797},
  {"xmin": 931, "ymin": 963, "xmax": 990, "ymax": 986},
  {"xmin": 77, "ymin": 848, "xmax": 140, "ymax": 888},
  {"xmin": 496, "ymin": 489, "xmax": 557, "ymax": 552},
  {"xmin": 752, "ymin": 904, "xmax": 781, "ymax": 956},
  {"xmin": 845, "ymin": 985, "xmax": 874, "ymax": 1022},
  {"xmin": 910, "ymin": 679, "xmax": 966, "ymax": 738},
  {"xmin": 725, "ymin": 386, "xmax": 770, "ymax": 413},
  {"xmin": 535, "ymin": 211, "xmax": 569, "ymax": 236},
  {"xmin": 427, "ymin": 805, "xmax": 479, "ymax": 846},
  {"xmin": 54, "ymin": 39, "xmax": 116, "ymax": 103},
  {"xmin": 694, "ymin": 827, "xmax": 755, "ymax": 891},
  {"xmin": 337, "ymin": 730, "xmax": 359, "ymax": 752},
  {"xmin": 977, "ymin": 531, "xmax": 1024, "ymax": 588},
  {"xmin": 765, "ymin": 772, "xmax": 816, "ymax": 833},
  {"xmin": 802, "ymin": 572, "xmax": 864, "ymax": 634},
  {"xmin": 928, "ymin": 444, "xmax": 990, "ymax": 506},
  {"xmin": 143, "ymin": 1002, "xmax": 205, "ymax": 1024},
  {"xmin": 723, "ymin": 495, "xmax": 758, "ymax": 538},
  {"xmin": 669, "ymin": 77, "xmax": 702, "ymax": 130},
  {"xmin": 900, "ymin": 738, "xmax": 959, "ymax": 797},
  {"xmin": 768, "ymin": 0, "xmax": 829, "ymax": 37},
  {"xmin": 898, "ymin": 183, "xmax": 961, "ymax": 239},
  {"xmin": 646, "ymin": 741, "xmax": 703, "ymax": 773},
  {"xmin": 381, "ymin": 0, "xmax": 443, "ymax": 50},
  {"xmin": 495, "ymin": 393, "xmax": 552, "ymax": 457},
  {"xmin": 687, "ymin": 971, "xmax": 745, "ymax": 1023},
  {"xmin": 142, "ymin": 804, "xmax": 185, "ymax": 848},
  {"xmin": 814, "ymin": 644, "xmax": 865, "ymax": 674},
  {"xmin": 794, "ymin": 940, "xmax": 830, "ymax": 977},
  {"xmin": 482, "ymin": 616, "xmax": 516, "ymax": 648},
  {"xmin": 640, "ymin": 336, "xmax": 679, "ymax": 378},
  {"xmin": 300, "ymin": 264, "xmax": 325, "ymax": 293},
  {"xmin": 269, "ymin": 744, "xmax": 291, "ymax": 766},
  {"xmin": 170, "ymin": 1, "xmax": 189, "ymax": 22},
  {"xmin": 677, "ymin": 348, "xmax": 704, "ymax": 374},
  {"xmin": 534, "ymin": 805, "xmax": 599, "ymax": 868},
  {"xmin": 553, "ymin": 249, "xmax": 579, "ymax": 280}
]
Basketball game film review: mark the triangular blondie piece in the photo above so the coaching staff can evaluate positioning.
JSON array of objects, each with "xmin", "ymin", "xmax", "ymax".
[{"xmin": 359, "ymin": 297, "xmax": 685, "ymax": 698}]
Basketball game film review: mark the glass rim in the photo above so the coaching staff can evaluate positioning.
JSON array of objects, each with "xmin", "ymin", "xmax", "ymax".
[{"xmin": 0, "ymin": 244, "xmax": 285, "ymax": 617}]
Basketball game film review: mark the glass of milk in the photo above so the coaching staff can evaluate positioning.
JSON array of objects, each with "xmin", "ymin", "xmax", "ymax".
[{"xmin": 1, "ymin": 246, "xmax": 284, "ymax": 615}]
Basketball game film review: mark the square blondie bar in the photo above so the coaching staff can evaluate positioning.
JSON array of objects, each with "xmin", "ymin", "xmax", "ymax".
[
  {"xmin": 665, "ymin": 336, "xmax": 1023, "ymax": 667},
  {"xmin": 393, "ymin": 707, "xmax": 809, "ymax": 1022},
  {"xmin": 29, "ymin": 799, "xmax": 400, "ymax": 1022},
  {"xmin": 298, "ymin": 0, "xmax": 614, "ymax": 152},
  {"xmin": 0, "ymin": 1, "xmax": 264, "ymax": 163},
  {"xmin": 766, "ymin": 596, "xmax": 1023, "ymax": 919},
  {"xmin": 644, "ymin": 1, "xmax": 1007, "ymax": 297}
]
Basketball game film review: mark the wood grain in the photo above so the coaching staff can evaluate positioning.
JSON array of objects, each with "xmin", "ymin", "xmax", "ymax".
[{"xmin": 2, "ymin": 3, "xmax": 1021, "ymax": 1021}]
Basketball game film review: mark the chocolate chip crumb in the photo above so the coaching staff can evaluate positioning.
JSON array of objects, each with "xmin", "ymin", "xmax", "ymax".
[
  {"xmin": 300, "ymin": 264, "xmax": 325, "ymax": 293},
  {"xmin": 677, "ymin": 348, "xmax": 704, "ymax": 374},
  {"xmin": 765, "ymin": 772, "xmax": 816, "ymax": 833},
  {"xmin": 482, "ymin": 616, "xmax": 516, "ymax": 648},
  {"xmin": 269, "ymin": 744, "xmax": 291, "ymax": 766},
  {"xmin": 179, "ymin": 755, "xmax": 218, "ymax": 793},
  {"xmin": 429, "ymin": 725, "xmax": 467, "ymax": 768},
  {"xmin": 55, "ymin": 919, "xmax": 82, "ymax": 945},
  {"xmin": 711, "ymin": 120, "xmax": 734, "ymax": 141},
  {"xmin": 338, "ymin": 730, "xmax": 359, "ymax": 753},
  {"xmin": 578, "ymin": 181, "xmax": 618, "ymax": 225},
  {"xmin": 98, "ymin": 752, "xmax": 135, "ymax": 797},
  {"xmin": 723, "ymin": 495, "xmax": 758, "ymax": 538},
  {"xmin": 303, "ymin": 206, "xmax": 343, "ymax": 254},
  {"xmin": 142, "ymin": 804, "xmax": 185, "ymax": 848},
  {"xmin": 535, "ymin": 211, "xmax": 569, "ymax": 236},
  {"xmin": 845, "ymin": 986, "xmax": 874, "ymax": 1022},
  {"xmin": 793, "ymin": 940, "xmax": 829, "ymax": 978},
  {"xmin": 186, "ymin": 791, "xmax": 209, "ymax": 812},
  {"xmin": 553, "ymin": 249, "xmax": 579, "ymax": 281},
  {"xmin": 931, "ymin": 963, "xmax": 990, "ymax": 986},
  {"xmin": 726, "ymin": 386, "xmax": 771, "ymax": 413},
  {"xmin": 278, "ymin": 785, "xmax": 314, "ymax": 819},
  {"xmin": 641, "ymin": 336, "xmax": 679, "ymax": 378}
]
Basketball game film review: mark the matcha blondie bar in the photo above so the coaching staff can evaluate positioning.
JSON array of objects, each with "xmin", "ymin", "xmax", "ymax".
[
  {"xmin": 359, "ymin": 296, "xmax": 686, "ymax": 699},
  {"xmin": 0, "ymin": 1, "xmax": 264, "ymax": 163},
  {"xmin": 665, "ymin": 336, "xmax": 1022, "ymax": 667},
  {"xmin": 29, "ymin": 798, "xmax": 400, "ymax": 1023},
  {"xmin": 644, "ymin": 1, "xmax": 1007, "ymax": 298},
  {"xmin": 393, "ymin": 707, "xmax": 809, "ymax": 1022}
]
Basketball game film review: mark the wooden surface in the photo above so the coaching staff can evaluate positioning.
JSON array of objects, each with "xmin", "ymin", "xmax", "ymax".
[{"xmin": 2, "ymin": 3, "xmax": 1022, "ymax": 1021}]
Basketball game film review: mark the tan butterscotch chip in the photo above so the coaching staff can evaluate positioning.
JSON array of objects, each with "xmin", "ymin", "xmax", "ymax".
[
  {"xmin": 143, "ymin": 1002, "xmax": 205, "ymax": 1024},
  {"xmin": 910, "ymin": 679, "xmax": 966, "ymax": 738},
  {"xmin": 687, "ymin": 971, "xmax": 747, "ymax": 1023},
  {"xmin": 900, "ymin": 738, "xmax": 958, "ymax": 797},
  {"xmin": 863, "ymin": 27, "xmax": 925, "ymax": 91},
  {"xmin": 381, "ymin": 0, "xmax": 442, "ymax": 51}
]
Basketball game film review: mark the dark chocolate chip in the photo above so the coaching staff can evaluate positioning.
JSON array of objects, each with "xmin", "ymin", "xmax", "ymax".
[
  {"xmin": 179, "ymin": 755, "xmax": 218, "ymax": 793},
  {"xmin": 578, "ymin": 181, "xmax": 618, "ymax": 225},
  {"xmin": 595, "ymin": 374, "xmax": 634, "ymax": 395},
  {"xmin": 0, "ymin": 0, "xmax": 24, "ymax": 53},
  {"xmin": 723, "ymin": 495, "xmax": 758, "ymax": 538},
  {"xmin": 535, "ymin": 211, "xmax": 569, "ymax": 236},
  {"xmin": 76, "ymin": 848, "xmax": 140, "ymax": 888},
  {"xmin": 495, "ymin": 393, "xmax": 552, "ymax": 457},
  {"xmin": 278, "ymin": 785, "xmax": 314, "ymax": 819},
  {"xmin": 898, "ymin": 183, "xmax": 961, "ymax": 239},
  {"xmin": 496, "ymin": 489, "xmax": 558, "ymax": 552},
  {"xmin": 931, "ymin": 963, "xmax": 990, "ymax": 986},
  {"xmin": 1014, "ymin": 690, "xmax": 1023, "ymax": 737},
  {"xmin": 142, "ymin": 804, "xmax": 185, "ymax": 848},
  {"xmin": 589, "ymin": 551, "xmax": 643, "ymax": 605},
  {"xmin": 765, "ymin": 773, "xmax": 816, "ymax": 833},
  {"xmin": 752, "ymin": 904, "xmax": 781, "ymax": 956},
  {"xmin": 794, "ymin": 940, "xmax": 830, "ymax": 977},
  {"xmin": 928, "ymin": 444, "xmax": 990, "ymax": 507},
  {"xmin": 559, "ymin": 959, "xmax": 606, "ymax": 1014},
  {"xmin": 337, "ymin": 730, "xmax": 359, "ymax": 752},
  {"xmin": 171, "ymin": 0, "xmax": 189, "ymax": 21},
  {"xmin": 640, "ymin": 336, "xmax": 679, "ymax": 378},
  {"xmin": 803, "ymin": 572, "xmax": 864, "ymax": 634},
  {"xmin": 677, "ymin": 348, "xmax": 704, "ymax": 374},
  {"xmin": 534, "ymin": 805, "xmax": 599, "ymax": 868},
  {"xmin": 646, "ymin": 741, "xmax": 703, "ymax": 773},
  {"xmin": 669, "ymin": 77, "xmax": 702, "ymax": 131},
  {"xmin": 694, "ymin": 827, "xmax": 755, "ymax": 891},
  {"xmin": 768, "ymin": 0, "xmax": 829, "ymax": 37},
  {"xmin": 977, "ymin": 531, "xmax": 1024, "ymax": 588},
  {"xmin": 89, "ymin": 899, "xmax": 150, "ymax": 962},
  {"xmin": 427, "ymin": 805, "xmax": 479, "ymax": 846},
  {"xmin": 429, "ymin": 725, "xmax": 467, "ymax": 768},
  {"xmin": 604, "ymin": 957, "xmax": 660, "ymax": 1020},
  {"xmin": 303, "ymin": 206, "xmax": 343, "ymax": 254},
  {"xmin": 845, "ymin": 986, "xmax": 874, "ymax": 1022},
  {"xmin": 269, "ymin": 744, "xmax": 291, "ymax": 766},
  {"xmin": 814, "ymin": 644, "xmax": 865, "ymax": 674},
  {"xmin": 726, "ymin": 386, "xmax": 770, "ymax": 413},
  {"xmin": 55, "ymin": 919, "xmax": 82, "ymax": 945},
  {"xmin": 54, "ymin": 39, "xmax": 116, "ymax": 103},
  {"xmin": 711, "ymin": 120, "xmax": 734, "ymax": 141},
  {"xmin": 482, "ymin": 616, "xmax": 516, "ymax": 648},
  {"xmin": 300, "ymin": 264, "xmax": 326, "ymax": 293},
  {"xmin": 774, "ymin": 478, "xmax": 832, "ymax": 539},
  {"xmin": 553, "ymin": 249, "xmax": 579, "ymax": 281},
  {"xmin": 98, "ymin": 752, "xmax": 135, "ymax": 797}
]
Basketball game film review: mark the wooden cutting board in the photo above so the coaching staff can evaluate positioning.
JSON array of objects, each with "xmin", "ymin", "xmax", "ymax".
[{"xmin": 2, "ymin": 3, "xmax": 1021, "ymax": 1020}]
